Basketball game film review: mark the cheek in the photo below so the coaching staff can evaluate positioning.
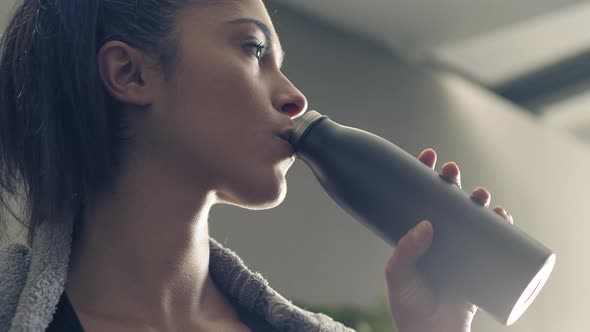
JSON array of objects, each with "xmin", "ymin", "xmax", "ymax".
[
  {"xmin": 180, "ymin": 48, "xmax": 266, "ymax": 113},
  {"xmin": 176, "ymin": 55, "xmax": 269, "ymax": 138},
  {"xmin": 153, "ymin": 57, "xmax": 271, "ymax": 177}
]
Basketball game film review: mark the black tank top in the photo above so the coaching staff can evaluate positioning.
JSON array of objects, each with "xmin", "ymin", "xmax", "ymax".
[{"xmin": 46, "ymin": 291, "xmax": 278, "ymax": 332}]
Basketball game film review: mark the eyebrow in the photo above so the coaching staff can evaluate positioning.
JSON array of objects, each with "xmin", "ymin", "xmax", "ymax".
[{"xmin": 225, "ymin": 18, "xmax": 285, "ymax": 67}]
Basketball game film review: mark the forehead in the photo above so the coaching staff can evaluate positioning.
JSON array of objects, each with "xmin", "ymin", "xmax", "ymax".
[
  {"xmin": 177, "ymin": 0, "xmax": 283, "ymax": 59},
  {"xmin": 184, "ymin": 0, "xmax": 278, "ymax": 37},
  {"xmin": 179, "ymin": 0, "xmax": 282, "ymax": 50}
]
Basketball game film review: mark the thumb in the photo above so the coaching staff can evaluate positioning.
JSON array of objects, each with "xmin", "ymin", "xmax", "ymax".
[
  {"xmin": 385, "ymin": 220, "xmax": 437, "ymax": 318},
  {"xmin": 389, "ymin": 220, "xmax": 434, "ymax": 270}
]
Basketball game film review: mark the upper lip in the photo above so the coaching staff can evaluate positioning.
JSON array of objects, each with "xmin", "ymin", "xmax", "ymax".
[{"xmin": 277, "ymin": 127, "xmax": 295, "ymax": 143}]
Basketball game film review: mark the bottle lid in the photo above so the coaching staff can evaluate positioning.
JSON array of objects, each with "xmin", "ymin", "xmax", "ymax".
[{"xmin": 291, "ymin": 110, "xmax": 327, "ymax": 146}]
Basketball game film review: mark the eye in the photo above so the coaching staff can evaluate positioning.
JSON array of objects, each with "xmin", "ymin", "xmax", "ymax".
[{"xmin": 244, "ymin": 41, "xmax": 267, "ymax": 61}]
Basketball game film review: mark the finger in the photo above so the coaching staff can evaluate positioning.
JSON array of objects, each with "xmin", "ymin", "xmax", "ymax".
[
  {"xmin": 440, "ymin": 161, "xmax": 461, "ymax": 188},
  {"xmin": 417, "ymin": 148, "xmax": 437, "ymax": 170},
  {"xmin": 493, "ymin": 206, "xmax": 514, "ymax": 224},
  {"xmin": 471, "ymin": 186, "xmax": 491, "ymax": 208},
  {"xmin": 387, "ymin": 220, "xmax": 434, "ymax": 272}
]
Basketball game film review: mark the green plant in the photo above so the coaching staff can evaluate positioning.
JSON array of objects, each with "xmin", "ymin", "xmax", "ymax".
[{"xmin": 293, "ymin": 296, "xmax": 397, "ymax": 332}]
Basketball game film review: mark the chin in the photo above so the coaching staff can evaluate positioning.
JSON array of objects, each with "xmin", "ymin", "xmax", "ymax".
[
  {"xmin": 217, "ymin": 170, "xmax": 288, "ymax": 210},
  {"xmin": 242, "ymin": 177, "xmax": 288, "ymax": 210}
]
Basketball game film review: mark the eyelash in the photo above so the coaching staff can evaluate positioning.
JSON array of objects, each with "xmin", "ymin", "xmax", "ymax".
[{"xmin": 244, "ymin": 41, "xmax": 267, "ymax": 61}]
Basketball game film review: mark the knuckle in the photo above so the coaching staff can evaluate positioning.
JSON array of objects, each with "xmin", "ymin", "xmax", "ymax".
[{"xmin": 385, "ymin": 258, "xmax": 396, "ymax": 277}]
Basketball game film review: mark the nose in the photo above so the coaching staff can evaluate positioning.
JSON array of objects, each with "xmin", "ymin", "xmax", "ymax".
[{"xmin": 272, "ymin": 75, "xmax": 308, "ymax": 119}]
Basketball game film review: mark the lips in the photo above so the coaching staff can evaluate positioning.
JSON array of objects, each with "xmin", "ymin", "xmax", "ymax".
[
  {"xmin": 275, "ymin": 135, "xmax": 295, "ymax": 156},
  {"xmin": 277, "ymin": 130, "xmax": 293, "ymax": 143},
  {"xmin": 275, "ymin": 126, "xmax": 296, "ymax": 157}
]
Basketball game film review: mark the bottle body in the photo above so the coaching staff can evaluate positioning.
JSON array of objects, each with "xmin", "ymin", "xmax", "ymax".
[{"xmin": 291, "ymin": 111, "xmax": 556, "ymax": 326}]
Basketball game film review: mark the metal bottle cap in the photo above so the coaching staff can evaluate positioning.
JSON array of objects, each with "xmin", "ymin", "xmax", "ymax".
[{"xmin": 291, "ymin": 110, "xmax": 328, "ymax": 146}]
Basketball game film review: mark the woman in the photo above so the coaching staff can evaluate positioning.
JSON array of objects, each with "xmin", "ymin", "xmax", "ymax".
[{"xmin": 0, "ymin": 0, "xmax": 512, "ymax": 331}]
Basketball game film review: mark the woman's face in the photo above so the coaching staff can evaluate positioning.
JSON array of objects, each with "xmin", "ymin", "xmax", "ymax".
[{"xmin": 142, "ymin": 0, "xmax": 307, "ymax": 209}]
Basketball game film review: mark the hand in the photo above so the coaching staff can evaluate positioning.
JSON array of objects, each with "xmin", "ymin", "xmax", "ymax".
[{"xmin": 384, "ymin": 148, "xmax": 514, "ymax": 332}]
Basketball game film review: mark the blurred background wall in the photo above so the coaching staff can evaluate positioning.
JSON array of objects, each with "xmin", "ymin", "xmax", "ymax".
[{"xmin": 2, "ymin": 1, "xmax": 590, "ymax": 331}]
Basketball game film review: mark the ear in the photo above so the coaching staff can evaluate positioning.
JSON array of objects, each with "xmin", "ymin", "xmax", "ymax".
[{"xmin": 97, "ymin": 41, "xmax": 154, "ymax": 107}]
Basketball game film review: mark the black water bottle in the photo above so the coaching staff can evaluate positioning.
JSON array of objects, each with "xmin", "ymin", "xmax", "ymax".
[{"xmin": 290, "ymin": 110, "xmax": 556, "ymax": 326}]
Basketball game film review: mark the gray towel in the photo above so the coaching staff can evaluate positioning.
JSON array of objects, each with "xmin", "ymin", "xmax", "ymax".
[{"xmin": 0, "ymin": 213, "xmax": 354, "ymax": 332}]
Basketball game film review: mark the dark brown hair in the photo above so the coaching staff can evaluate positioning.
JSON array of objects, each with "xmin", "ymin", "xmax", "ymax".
[{"xmin": 0, "ymin": 0, "xmax": 203, "ymax": 246}]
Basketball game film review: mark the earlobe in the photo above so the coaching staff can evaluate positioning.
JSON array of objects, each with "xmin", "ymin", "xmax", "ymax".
[{"xmin": 97, "ymin": 41, "xmax": 153, "ymax": 107}]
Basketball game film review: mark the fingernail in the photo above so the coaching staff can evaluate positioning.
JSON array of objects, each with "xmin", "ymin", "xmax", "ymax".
[
  {"xmin": 507, "ymin": 212, "xmax": 514, "ymax": 224},
  {"xmin": 412, "ymin": 221, "xmax": 428, "ymax": 240},
  {"xmin": 501, "ymin": 208, "xmax": 511, "ymax": 220}
]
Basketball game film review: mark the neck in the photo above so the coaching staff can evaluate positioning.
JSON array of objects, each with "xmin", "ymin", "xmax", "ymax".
[{"xmin": 65, "ymin": 150, "xmax": 237, "ymax": 329}]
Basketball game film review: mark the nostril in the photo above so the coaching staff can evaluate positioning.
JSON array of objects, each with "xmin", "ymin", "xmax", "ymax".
[{"xmin": 281, "ymin": 103, "xmax": 304, "ymax": 118}]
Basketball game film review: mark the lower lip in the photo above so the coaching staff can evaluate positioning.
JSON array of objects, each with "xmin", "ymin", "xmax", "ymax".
[{"xmin": 275, "ymin": 136, "xmax": 295, "ymax": 157}]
